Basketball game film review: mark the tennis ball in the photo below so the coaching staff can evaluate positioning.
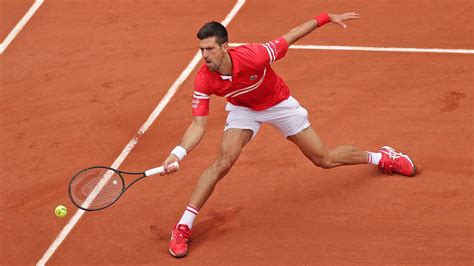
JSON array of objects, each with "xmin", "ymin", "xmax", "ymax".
[{"xmin": 55, "ymin": 205, "xmax": 67, "ymax": 218}]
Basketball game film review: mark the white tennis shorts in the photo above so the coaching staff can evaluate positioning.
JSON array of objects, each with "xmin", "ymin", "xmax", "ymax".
[{"xmin": 224, "ymin": 96, "xmax": 310, "ymax": 138}]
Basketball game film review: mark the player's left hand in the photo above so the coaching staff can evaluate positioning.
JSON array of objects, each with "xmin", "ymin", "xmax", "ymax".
[{"xmin": 329, "ymin": 12, "xmax": 359, "ymax": 28}]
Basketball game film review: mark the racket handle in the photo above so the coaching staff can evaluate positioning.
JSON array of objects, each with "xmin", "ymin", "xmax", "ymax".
[{"xmin": 145, "ymin": 162, "xmax": 179, "ymax": 177}]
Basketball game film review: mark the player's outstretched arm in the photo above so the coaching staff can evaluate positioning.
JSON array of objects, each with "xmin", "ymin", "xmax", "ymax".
[
  {"xmin": 179, "ymin": 116, "xmax": 207, "ymax": 153},
  {"xmin": 162, "ymin": 116, "xmax": 207, "ymax": 174},
  {"xmin": 283, "ymin": 12, "xmax": 359, "ymax": 46}
]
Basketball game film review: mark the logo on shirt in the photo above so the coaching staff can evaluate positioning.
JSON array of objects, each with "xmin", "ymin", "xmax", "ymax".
[
  {"xmin": 192, "ymin": 99, "xmax": 199, "ymax": 109},
  {"xmin": 250, "ymin": 75, "xmax": 257, "ymax": 81}
]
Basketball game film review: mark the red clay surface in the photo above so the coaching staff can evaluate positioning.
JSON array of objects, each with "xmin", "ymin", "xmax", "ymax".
[
  {"xmin": 0, "ymin": 0, "xmax": 34, "ymax": 41},
  {"xmin": 1, "ymin": 0, "xmax": 473, "ymax": 265}
]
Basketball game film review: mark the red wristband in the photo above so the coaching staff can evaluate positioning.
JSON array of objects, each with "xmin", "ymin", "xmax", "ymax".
[{"xmin": 314, "ymin": 13, "xmax": 330, "ymax": 27}]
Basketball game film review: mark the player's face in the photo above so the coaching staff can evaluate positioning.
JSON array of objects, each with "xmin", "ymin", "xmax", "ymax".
[{"xmin": 199, "ymin": 36, "xmax": 228, "ymax": 72}]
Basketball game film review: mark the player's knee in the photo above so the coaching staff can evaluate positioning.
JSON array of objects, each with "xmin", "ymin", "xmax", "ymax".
[{"xmin": 213, "ymin": 156, "xmax": 234, "ymax": 179}]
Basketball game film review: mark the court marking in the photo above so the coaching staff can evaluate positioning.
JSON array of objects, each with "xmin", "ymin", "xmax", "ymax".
[
  {"xmin": 35, "ymin": 0, "xmax": 246, "ymax": 265},
  {"xmin": 230, "ymin": 43, "xmax": 474, "ymax": 54},
  {"xmin": 0, "ymin": 0, "xmax": 44, "ymax": 54},
  {"xmin": 35, "ymin": 1, "xmax": 473, "ymax": 264}
]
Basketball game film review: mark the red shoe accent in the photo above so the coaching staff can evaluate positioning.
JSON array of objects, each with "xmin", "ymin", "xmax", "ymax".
[
  {"xmin": 169, "ymin": 224, "xmax": 191, "ymax": 258},
  {"xmin": 378, "ymin": 146, "xmax": 416, "ymax": 177}
]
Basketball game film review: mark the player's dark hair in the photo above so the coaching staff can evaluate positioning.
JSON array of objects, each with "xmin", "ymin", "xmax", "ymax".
[{"xmin": 197, "ymin": 21, "xmax": 228, "ymax": 45}]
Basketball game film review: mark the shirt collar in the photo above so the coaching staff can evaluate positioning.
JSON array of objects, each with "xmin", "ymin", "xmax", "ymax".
[
  {"xmin": 229, "ymin": 48, "xmax": 241, "ymax": 74},
  {"xmin": 218, "ymin": 48, "xmax": 240, "ymax": 80}
]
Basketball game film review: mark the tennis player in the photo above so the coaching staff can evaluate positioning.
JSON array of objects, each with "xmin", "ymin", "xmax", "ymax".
[{"xmin": 162, "ymin": 12, "xmax": 416, "ymax": 258}]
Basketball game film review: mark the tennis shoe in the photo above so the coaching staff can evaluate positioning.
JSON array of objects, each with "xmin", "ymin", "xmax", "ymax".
[
  {"xmin": 378, "ymin": 146, "xmax": 416, "ymax": 177},
  {"xmin": 169, "ymin": 224, "xmax": 191, "ymax": 258}
]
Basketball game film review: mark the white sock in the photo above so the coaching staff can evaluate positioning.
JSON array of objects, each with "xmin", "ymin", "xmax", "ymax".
[
  {"xmin": 177, "ymin": 205, "xmax": 199, "ymax": 229},
  {"xmin": 367, "ymin": 151, "xmax": 382, "ymax": 165}
]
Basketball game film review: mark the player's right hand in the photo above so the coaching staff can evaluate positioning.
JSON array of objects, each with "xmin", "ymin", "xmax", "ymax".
[{"xmin": 162, "ymin": 154, "xmax": 180, "ymax": 175}]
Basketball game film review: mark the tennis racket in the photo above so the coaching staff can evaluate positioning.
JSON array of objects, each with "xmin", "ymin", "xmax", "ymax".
[{"xmin": 68, "ymin": 162, "xmax": 179, "ymax": 211}]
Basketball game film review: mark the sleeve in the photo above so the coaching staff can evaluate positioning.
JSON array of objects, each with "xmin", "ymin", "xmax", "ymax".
[
  {"xmin": 192, "ymin": 70, "xmax": 212, "ymax": 116},
  {"xmin": 251, "ymin": 36, "xmax": 289, "ymax": 66}
]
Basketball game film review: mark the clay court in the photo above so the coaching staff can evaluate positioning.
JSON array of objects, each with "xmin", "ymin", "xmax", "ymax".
[{"xmin": 1, "ymin": 0, "xmax": 473, "ymax": 264}]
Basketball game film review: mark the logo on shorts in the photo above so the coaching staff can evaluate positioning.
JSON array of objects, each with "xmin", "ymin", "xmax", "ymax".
[{"xmin": 250, "ymin": 75, "xmax": 257, "ymax": 81}]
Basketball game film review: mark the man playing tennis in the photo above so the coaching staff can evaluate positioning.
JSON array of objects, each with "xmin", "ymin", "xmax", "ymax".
[{"xmin": 162, "ymin": 11, "xmax": 416, "ymax": 258}]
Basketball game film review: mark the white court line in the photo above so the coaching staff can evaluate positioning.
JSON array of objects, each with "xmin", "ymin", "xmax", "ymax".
[
  {"xmin": 0, "ymin": 0, "xmax": 44, "ymax": 54},
  {"xmin": 35, "ymin": 0, "xmax": 246, "ymax": 265},
  {"xmin": 230, "ymin": 43, "xmax": 474, "ymax": 54}
]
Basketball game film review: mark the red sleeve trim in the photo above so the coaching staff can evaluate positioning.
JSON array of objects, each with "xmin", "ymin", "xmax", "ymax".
[
  {"xmin": 262, "ymin": 37, "xmax": 289, "ymax": 64},
  {"xmin": 192, "ymin": 97, "xmax": 210, "ymax": 116}
]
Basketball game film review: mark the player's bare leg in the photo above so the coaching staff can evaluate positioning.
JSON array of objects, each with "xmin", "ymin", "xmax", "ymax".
[
  {"xmin": 288, "ymin": 126, "xmax": 416, "ymax": 176},
  {"xmin": 169, "ymin": 128, "xmax": 253, "ymax": 258},
  {"xmin": 189, "ymin": 128, "xmax": 253, "ymax": 209},
  {"xmin": 287, "ymin": 126, "xmax": 367, "ymax": 168}
]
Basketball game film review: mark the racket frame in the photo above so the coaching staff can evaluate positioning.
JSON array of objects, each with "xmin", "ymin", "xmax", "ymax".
[
  {"xmin": 68, "ymin": 166, "xmax": 145, "ymax": 211},
  {"xmin": 68, "ymin": 162, "xmax": 178, "ymax": 211}
]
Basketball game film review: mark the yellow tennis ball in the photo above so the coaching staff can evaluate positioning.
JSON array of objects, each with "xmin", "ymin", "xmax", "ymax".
[{"xmin": 55, "ymin": 205, "xmax": 67, "ymax": 218}]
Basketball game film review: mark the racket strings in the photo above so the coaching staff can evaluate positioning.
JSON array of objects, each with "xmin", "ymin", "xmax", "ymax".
[{"xmin": 69, "ymin": 168, "xmax": 123, "ymax": 210}]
